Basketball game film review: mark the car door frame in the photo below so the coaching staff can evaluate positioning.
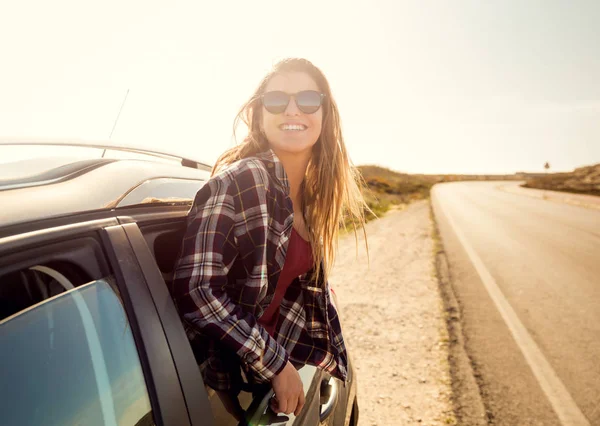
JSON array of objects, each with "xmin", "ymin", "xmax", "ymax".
[
  {"xmin": 114, "ymin": 220, "xmax": 214, "ymax": 426},
  {"xmin": 0, "ymin": 215, "xmax": 211, "ymax": 426}
]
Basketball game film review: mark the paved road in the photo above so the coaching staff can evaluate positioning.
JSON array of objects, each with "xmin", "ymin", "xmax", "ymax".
[{"xmin": 431, "ymin": 181, "xmax": 600, "ymax": 426}]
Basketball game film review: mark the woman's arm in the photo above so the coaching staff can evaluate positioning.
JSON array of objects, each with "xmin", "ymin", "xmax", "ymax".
[{"xmin": 173, "ymin": 161, "xmax": 289, "ymax": 383}]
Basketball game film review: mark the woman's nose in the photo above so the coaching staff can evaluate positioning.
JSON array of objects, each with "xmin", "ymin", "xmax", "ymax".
[{"xmin": 284, "ymin": 96, "xmax": 301, "ymax": 116}]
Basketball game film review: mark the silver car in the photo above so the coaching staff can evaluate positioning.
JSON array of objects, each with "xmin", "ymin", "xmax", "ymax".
[{"xmin": 0, "ymin": 140, "xmax": 359, "ymax": 426}]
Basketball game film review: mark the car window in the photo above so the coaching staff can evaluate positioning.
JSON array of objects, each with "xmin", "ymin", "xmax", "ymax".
[
  {"xmin": 117, "ymin": 177, "xmax": 205, "ymax": 208},
  {"xmin": 0, "ymin": 274, "xmax": 155, "ymax": 426}
]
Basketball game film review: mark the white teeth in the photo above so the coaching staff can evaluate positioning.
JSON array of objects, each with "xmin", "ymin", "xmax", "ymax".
[{"xmin": 281, "ymin": 124, "xmax": 306, "ymax": 131}]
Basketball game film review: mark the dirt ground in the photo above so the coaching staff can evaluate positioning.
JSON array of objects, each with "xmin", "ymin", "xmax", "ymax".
[{"xmin": 329, "ymin": 200, "xmax": 455, "ymax": 425}]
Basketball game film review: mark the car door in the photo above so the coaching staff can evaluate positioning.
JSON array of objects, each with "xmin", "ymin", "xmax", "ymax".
[
  {"xmin": 0, "ymin": 217, "xmax": 212, "ymax": 426},
  {"xmin": 119, "ymin": 214, "xmax": 343, "ymax": 425}
]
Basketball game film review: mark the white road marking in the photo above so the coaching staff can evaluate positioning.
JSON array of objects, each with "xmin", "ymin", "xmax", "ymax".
[{"xmin": 433, "ymin": 187, "xmax": 591, "ymax": 426}]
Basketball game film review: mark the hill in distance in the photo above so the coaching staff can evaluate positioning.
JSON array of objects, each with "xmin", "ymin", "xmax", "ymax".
[{"xmin": 521, "ymin": 163, "xmax": 600, "ymax": 196}]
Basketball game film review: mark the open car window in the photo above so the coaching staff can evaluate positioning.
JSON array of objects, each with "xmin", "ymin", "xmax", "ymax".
[{"xmin": 0, "ymin": 265, "xmax": 156, "ymax": 426}]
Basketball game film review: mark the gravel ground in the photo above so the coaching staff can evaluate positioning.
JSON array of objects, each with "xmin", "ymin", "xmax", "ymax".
[{"xmin": 329, "ymin": 200, "xmax": 455, "ymax": 426}]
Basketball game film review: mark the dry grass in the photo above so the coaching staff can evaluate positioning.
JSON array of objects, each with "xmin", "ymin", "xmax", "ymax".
[
  {"xmin": 357, "ymin": 165, "xmax": 435, "ymax": 222},
  {"xmin": 521, "ymin": 163, "xmax": 600, "ymax": 196}
]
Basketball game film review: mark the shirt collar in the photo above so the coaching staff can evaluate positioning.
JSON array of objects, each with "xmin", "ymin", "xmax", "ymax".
[{"xmin": 255, "ymin": 149, "xmax": 290, "ymax": 194}]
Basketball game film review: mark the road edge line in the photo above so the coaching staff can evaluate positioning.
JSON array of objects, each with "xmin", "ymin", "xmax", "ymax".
[{"xmin": 429, "ymin": 199, "xmax": 490, "ymax": 425}]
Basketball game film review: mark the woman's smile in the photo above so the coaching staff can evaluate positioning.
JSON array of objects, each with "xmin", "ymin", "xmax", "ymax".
[{"xmin": 279, "ymin": 122, "xmax": 308, "ymax": 132}]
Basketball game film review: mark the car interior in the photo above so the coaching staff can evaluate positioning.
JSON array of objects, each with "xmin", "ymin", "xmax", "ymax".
[
  {"xmin": 0, "ymin": 267, "xmax": 70, "ymax": 321},
  {"xmin": 0, "ymin": 237, "xmax": 111, "ymax": 322},
  {"xmin": 138, "ymin": 218, "xmax": 188, "ymax": 293}
]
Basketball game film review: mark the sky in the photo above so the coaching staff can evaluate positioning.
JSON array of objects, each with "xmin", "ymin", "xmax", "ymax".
[{"xmin": 1, "ymin": 0, "xmax": 599, "ymax": 174}]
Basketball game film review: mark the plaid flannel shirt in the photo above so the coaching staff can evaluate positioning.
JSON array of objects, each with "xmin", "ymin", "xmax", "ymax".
[{"xmin": 172, "ymin": 149, "xmax": 348, "ymax": 392}]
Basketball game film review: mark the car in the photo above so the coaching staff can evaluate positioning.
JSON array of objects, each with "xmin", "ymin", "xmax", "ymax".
[{"xmin": 0, "ymin": 140, "xmax": 359, "ymax": 426}]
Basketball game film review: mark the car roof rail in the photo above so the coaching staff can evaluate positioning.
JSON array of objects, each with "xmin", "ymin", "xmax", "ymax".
[{"xmin": 0, "ymin": 139, "xmax": 213, "ymax": 172}]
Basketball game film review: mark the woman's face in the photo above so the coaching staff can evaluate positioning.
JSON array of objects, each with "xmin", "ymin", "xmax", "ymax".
[{"xmin": 261, "ymin": 72, "xmax": 323, "ymax": 156}]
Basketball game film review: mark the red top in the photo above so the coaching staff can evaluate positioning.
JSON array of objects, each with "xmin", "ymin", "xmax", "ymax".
[{"xmin": 258, "ymin": 228, "xmax": 313, "ymax": 336}]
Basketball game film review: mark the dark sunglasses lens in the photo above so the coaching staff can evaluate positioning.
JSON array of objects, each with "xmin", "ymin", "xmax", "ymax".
[
  {"xmin": 262, "ymin": 91, "xmax": 289, "ymax": 114},
  {"xmin": 296, "ymin": 90, "xmax": 322, "ymax": 114}
]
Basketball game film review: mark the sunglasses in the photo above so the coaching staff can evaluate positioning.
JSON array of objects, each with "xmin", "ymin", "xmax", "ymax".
[{"xmin": 261, "ymin": 90, "xmax": 325, "ymax": 114}]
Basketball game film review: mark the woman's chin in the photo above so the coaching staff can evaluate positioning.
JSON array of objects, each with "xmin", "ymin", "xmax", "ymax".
[{"xmin": 269, "ymin": 139, "xmax": 317, "ymax": 156}]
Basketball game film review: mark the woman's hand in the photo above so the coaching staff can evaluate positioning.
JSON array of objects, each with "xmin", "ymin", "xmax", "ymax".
[{"xmin": 270, "ymin": 361, "xmax": 305, "ymax": 416}]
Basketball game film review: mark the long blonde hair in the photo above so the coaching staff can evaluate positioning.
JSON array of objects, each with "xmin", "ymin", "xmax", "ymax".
[{"xmin": 214, "ymin": 58, "xmax": 369, "ymax": 282}]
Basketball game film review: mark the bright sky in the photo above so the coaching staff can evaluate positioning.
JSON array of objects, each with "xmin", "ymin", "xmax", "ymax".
[{"xmin": 1, "ymin": 0, "xmax": 599, "ymax": 174}]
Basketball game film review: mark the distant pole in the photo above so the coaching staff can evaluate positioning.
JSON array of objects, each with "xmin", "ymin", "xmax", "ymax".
[
  {"xmin": 543, "ymin": 161, "xmax": 550, "ymax": 199},
  {"xmin": 102, "ymin": 89, "xmax": 130, "ymax": 158}
]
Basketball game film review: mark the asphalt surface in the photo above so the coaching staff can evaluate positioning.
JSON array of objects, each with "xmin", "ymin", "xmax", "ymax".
[{"xmin": 431, "ymin": 181, "xmax": 600, "ymax": 426}]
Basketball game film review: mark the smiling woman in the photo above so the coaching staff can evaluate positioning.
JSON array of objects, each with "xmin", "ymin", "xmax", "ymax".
[{"xmin": 170, "ymin": 57, "xmax": 369, "ymax": 422}]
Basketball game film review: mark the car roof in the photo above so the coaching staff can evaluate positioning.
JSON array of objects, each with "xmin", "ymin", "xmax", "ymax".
[
  {"xmin": 0, "ymin": 138, "xmax": 212, "ymax": 171},
  {"xmin": 0, "ymin": 140, "xmax": 213, "ymax": 229}
]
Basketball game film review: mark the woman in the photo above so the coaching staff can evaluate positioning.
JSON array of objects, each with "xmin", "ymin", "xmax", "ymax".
[{"xmin": 172, "ymin": 57, "xmax": 368, "ymax": 420}]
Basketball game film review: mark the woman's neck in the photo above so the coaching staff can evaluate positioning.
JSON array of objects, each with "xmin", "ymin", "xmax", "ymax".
[{"xmin": 272, "ymin": 148, "xmax": 311, "ymax": 209}]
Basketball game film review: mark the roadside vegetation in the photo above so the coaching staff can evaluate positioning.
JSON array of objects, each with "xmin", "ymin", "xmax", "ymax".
[
  {"xmin": 358, "ymin": 165, "xmax": 435, "ymax": 221},
  {"xmin": 521, "ymin": 163, "xmax": 600, "ymax": 196}
]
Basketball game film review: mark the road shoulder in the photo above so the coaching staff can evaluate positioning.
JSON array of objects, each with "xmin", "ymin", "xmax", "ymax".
[{"xmin": 330, "ymin": 200, "xmax": 456, "ymax": 425}]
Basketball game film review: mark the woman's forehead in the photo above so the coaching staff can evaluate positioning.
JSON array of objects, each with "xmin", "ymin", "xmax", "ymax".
[{"xmin": 265, "ymin": 72, "xmax": 320, "ymax": 93}]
